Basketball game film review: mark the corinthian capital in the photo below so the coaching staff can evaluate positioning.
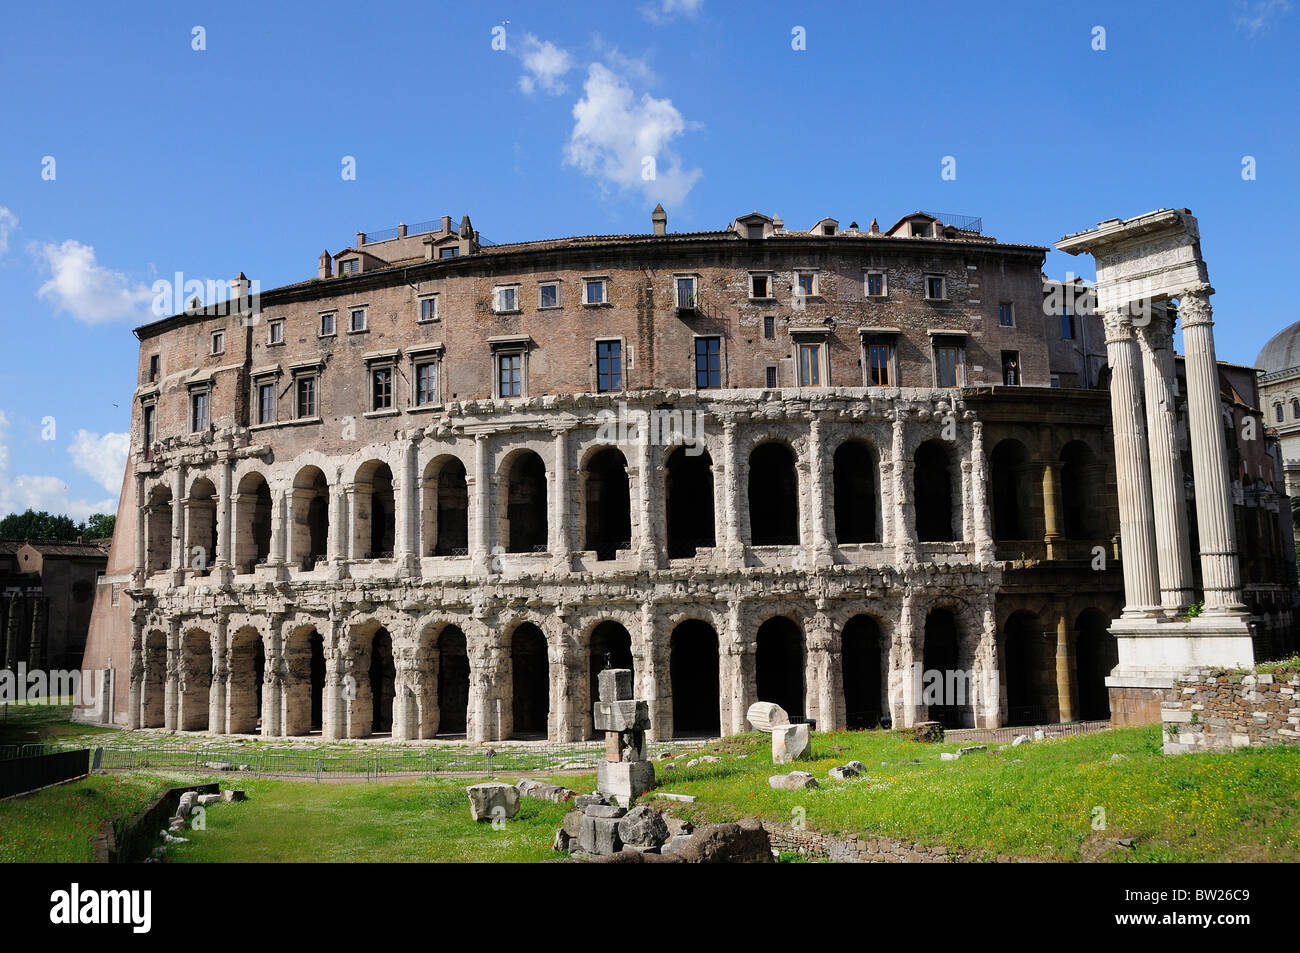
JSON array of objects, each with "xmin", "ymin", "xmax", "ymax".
[
  {"xmin": 1135, "ymin": 310, "xmax": 1175, "ymax": 352},
  {"xmin": 1101, "ymin": 310, "xmax": 1134, "ymax": 345},
  {"xmin": 1176, "ymin": 285, "xmax": 1214, "ymax": 328}
]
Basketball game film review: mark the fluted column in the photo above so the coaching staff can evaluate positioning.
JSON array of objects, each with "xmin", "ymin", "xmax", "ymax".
[
  {"xmin": 1137, "ymin": 311, "xmax": 1195, "ymax": 613},
  {"xmin": 1178, "ymin": 287, "xmax": 1247, "ymax": 614},
  {"xmin": 1102, "ymin": 312, "xmax": 1161, "ymax": 617},
  {"xmin": 971, "ymin": 420, "xmax": 995, "ymax": 562},
  {"xmin": 892, "ymin": 417, "xmax": 917, "ymax": 563},
  {"xmin": 394, "ymin": 439, "xmax": 417, "ymax": 574},
  {"xmin": 807, "ymin": 417, "xmax": 832, "ymax": 566}
]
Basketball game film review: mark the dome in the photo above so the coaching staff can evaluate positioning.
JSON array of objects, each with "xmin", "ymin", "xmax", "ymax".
[{"xmin": 1255, "ymin": 320, "xmax": 1300, "ymax": 375}]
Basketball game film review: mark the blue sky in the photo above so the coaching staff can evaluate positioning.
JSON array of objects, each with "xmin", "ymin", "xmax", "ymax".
[{"xmin": 0, "ymin": 0, "xmax": 1296, "ymax": 520}]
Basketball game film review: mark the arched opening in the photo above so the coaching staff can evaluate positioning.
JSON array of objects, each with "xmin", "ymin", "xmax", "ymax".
[
  {"xmin": 748, "ymin": 442, "xmax": 800, "ymax": 545},
  {"xmin": 1075, "ymin": 609, "xmax": 1117, "ymax": 721},
  {"xmin": 436, "ymin": 626, "xmax": 470, "ymax": 736},
  {"xmin": 583, "ymin": 448, "xmax": 631, "ymax": 560},
  {"xmin": 990, "ymin": 439, "xmax": 1032, "ymax": 541},
  {"xmin": 669, "ymin": 619, "xmax": 720, "ymax": 738},
  {"xmin": 368, "ymin": 628, "xmax": 395, "ymax": 735},
  {"xmin": 1061, "ymin": 441, "xmax": 1100, "ymax": 540},
  {"xmin": 914, "ymin": 440, "xmax": 956, "ymax": 542},
  {"xmin": 353, "ymin": 461, "xmax": 395, "ymax": 559},
  {"xmin": 422, "ymin": 456, "xmax": 469, "ymax": 557},
  {"xmin": 228, "ymin": 627, "xmax": 265, "ymax": 734},
  {"xmin": 178, "ymin": 628, "xmax": 211, "ymax": 730},
  {"xmin": 282, "ymin": 626, "xmax": 326, "ymax": 736},
  {"xmin": 502, "ymin": 451, "xmax": 548, "ymax": 553},
  {"xmin": 755, "ymin": 616, "xmax": 805, "ymax": 718},
  {"xmin": 922, "ymin": 608, "xmax": 967, "ymax": 727},
  {"xmin": 665, "ymin": 447, "xmax": 715, "ymax": 558},
  {"xmin": 510, "ymin": 623, "xmax": 549, "ymax": 738},
  {"xmin": 841, "ymin": 614, "xmax": 884, "ymax": 729},
  {"xmin": 290, "ymin": 467, "xmax": 330, "ymax": 570},
  {"xmin": 234, "ymin": 472, "xmax": 272, "ymax": 573},
  {"xmin": 833, "ymin": 441, "xmax": 879, "ymax": 544},
  {"xmin": 588, "ymin": 620, "xmax": 634, "ymax": 736},
  {"xmin": 1003, "ymin": 611, "xmax": 1055, "ymax": 726},
  {"xmin": 145, "ymin": 485, "xmax": 173, "ymax": 574},
  {"xmin": 186, "ymin": 478, "xmax": 218, "ymax": 574},
  {"xmin": 139, "ymin": 629, "xmax": 167, "ymax": 727}
]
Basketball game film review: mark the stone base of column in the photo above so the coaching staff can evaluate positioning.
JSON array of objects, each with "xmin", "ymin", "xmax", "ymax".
[{"xmin": 1105, "ymin": 616, "xmax": 1256, "ymax": 726}]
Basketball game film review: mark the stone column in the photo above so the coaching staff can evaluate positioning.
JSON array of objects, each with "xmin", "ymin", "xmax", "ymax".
[
  {"xmin": 550, "ymin": 428, "xmax": 570, "ymax": 570},
  {"xmin": 725, "ymin": 598, "xmax": 748, "ymax": 735},
  {"xmin": 164, "ymin": 620, "xmax": 180, "ymax": 731},
  {"xmin": 209, "ymin": 614, "xmax": 228, "ymax": 733},
  {"xmin": 1102, "ymin": 312, "xmax": 1161, "ymax": 617},
  {"xmin": 134, "ymin": 472, "xmax": 147, "ymax": 577},
  {"xmin": 1178, "ymin": 287, "xmax": 1247, "ymax": 615},
  {"xmin": 889, "ymin": 590, "xmax": 920, "ymax": 725},
  {"xmin": 1137, "ymin": 311, "xmax": 1195, "ymax": 613},
  {"xmin": 1042, "ymin": 462, "xmax": 1061, "ymax": 560},
  {"xmin": 636, "ymin": 430, "xmax": 659, "ymax": 568},
  {"xmin": 262, "ymin": 620, "xmax": 283, "ymax": 737},
  {"xmin": 170, "ymin": 465, "xmax": 185, "ymax": 577},
  {"xmin": 972, "ymin": 598, "xmax": 1000, "ymax": 728},
  {"xmin": 471, "ymin": 434, "xmax": 492, "ymax": 575},
  {"xmin": 394, "ymin": 439, "xmax": 417, "ymax": 574},
  {"xmin": 807, "ymin": 610, "xmax": 841, "ymax": 731},
  {"xmin": 638, "ymin": 601, "xmax": 662, "ymax": 740},
  {"xmin": 127, "ymin": 616, "xmax": 143, "ymax": 729},
  {"xmin": 1054, "ymin": 608, "xmax": 1076, "ymax": 723},
  {"xmin": 892, "ymin": 417, "xmax": 917, "ymax": 564},
  {"xmin": 215, "ymin": 458, "xmax": 233, "ymax": 580},
  {"xmin": 971, "ymin": 420, "xmax": 995, "ymax": 562},
  {"xmin": 722, "ymin": 419, "xmax": 744, "ymax": 565},
  {"xmin": 807, "ymin": 417, "xmax": 832, "ymax": 566}
]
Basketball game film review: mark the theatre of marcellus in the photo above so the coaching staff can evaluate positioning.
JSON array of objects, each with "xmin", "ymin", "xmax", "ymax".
[{"xmin": 76, "ymin": 204, "xmax": 1298, "ymax": 742}]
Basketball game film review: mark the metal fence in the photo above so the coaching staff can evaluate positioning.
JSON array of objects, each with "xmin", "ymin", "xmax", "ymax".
[{"xmin": 0, "ymin": 748, "xmax": 90, "ymax": 798}]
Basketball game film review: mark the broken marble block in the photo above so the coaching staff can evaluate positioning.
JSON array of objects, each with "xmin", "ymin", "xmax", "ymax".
[
  {"xmin": 579, "ymin": 814, "xmax": 623, "ymax": 855},
  {"xmin": 598, "ymin": 668, "xmax": 634, "ymax": 703},
  {"xmin": 594, "ymin": 699, "xmax": 651, "ymax": 733},
  {"xmin": 466, "ymin": 782, "xmax": 520, "ymax": 823},
  {"xmin": 747, "ymin": 701, "xmax": 790, "ymax": 733},
  {"xmin": 768, "ymin": 771, "xmax": 819, "ymax": 791},
  {"xmin": 597, "ymin": 759, "xmax": 656, "ymax": 806},
  {"xmin": 771, "ymin": 722, "xmax": 811, "ymax": 763}
]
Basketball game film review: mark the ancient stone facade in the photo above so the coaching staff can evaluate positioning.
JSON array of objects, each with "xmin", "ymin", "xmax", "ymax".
[{"xmin": 1160, "ymin": 667, "xmax": 1300, "ymax": 754}]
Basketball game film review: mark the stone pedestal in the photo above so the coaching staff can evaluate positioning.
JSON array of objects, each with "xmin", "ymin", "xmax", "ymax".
[{"xmin": 594, "ymin": 667, "xmax": 655, "ymax": 806}]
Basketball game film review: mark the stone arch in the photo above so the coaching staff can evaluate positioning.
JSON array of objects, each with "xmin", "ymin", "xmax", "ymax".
[
  {"xmin": 1074, "ymin": 608, "xmax": 1117, "ymax": 721},
  {"xmin": 289, "ymin": 466, "xmax": 330, "ymax": 570},
  {"xmin": 586, "ymin": 619, "xmax": 634, "ymax": 736},
  {"xmin": 1002, "ymin": 610, "xmax": 1055, "ymax": 726},
  {"xmin": 581, "ymin": 446, "xmax": 632, "ymax": 560},
  {"xmin": 841, "ymin": 614, "xmax": 886, "ymax": 729},
  {"xmin": 227, "ymin": 625, "xmax": 266, "ymax": 734},
  {"xmin": 145, "ymin": 485, "xmax": 173, "ymax": 574},
  {"xmin": 499, "ymin": 449, "xmax": 548, "ymax": 554},
  {"xmin": 507, "ymin": 621, "xmax": 550, "ymax": 739},
  {"xmin": 139, "ymin": 627, "xmax": 167, "ymax": 727},
  {"xmin": 668, "ymin": 618, "xmax": 721, "ymax": 738},
  {"xmin": 233, "ymin": 470, "xmax": 272, "ymax": 573},
  {"xmin": 920, "ymin": 606, "xmax": 970, "ymax": 728},
  {"xmin": 177, "ymin": 627, "xmax": 212, "ymax": 731},
  {"xmin": 186, "ymin": 477, "xmax": 218, "ymax": 574},
  {"xmin": 914, "ymin": 439, "xmax": 958, "ymax": 542},
  {"xmin": 832, "ymin": 439, "xmax": 880, "ymax": 544},
  {"xmin": 989, "ymin": 438, "xmax": 1033, "ymax": 542},
  {"xmin": 341, "ymin": 618, "xmax": 397, "ymax": 737},
  {"xmin": 353, "ymin": 460, "xmax": 395, "ymax": 560},
  {"xmin": 432, "ymin": 623, "xmax": 471, "ymax": 737},
  {"xmin": 755, "ymin": 614, "xmax": 805, "ymax": 718},
  {"xmin": 748, "ymin": 441, "xmax": 800, "ymax": 545},
  {"xmin": 665, "ymin": 446, "xmax": 715, "ymax": 558},
  {"xmin": 422, "ymin": 454, "xmax": 469, "ymax": 557},
  {"xmin": 282, "ymin": 624, "xmax": 327, "ymax": 736}
]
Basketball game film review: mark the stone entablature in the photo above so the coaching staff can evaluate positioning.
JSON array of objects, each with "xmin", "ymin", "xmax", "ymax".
[{"xmin": 1161, "ymin": 668, "xmax": 1300, "ymax": 754}]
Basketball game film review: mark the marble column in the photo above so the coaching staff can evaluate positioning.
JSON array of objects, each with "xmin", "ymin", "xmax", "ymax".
[
  {"xmin": 1137, "ymin": 311, "xmax": 1195, "ymax": 613},
  {"xmin": 394, "ymin": 439, "xmax": 418, "ymax": 573},
  {"xmin": 1102, "ymin": 312, "xmax": 1161, "ymax": 617},
  {"xmin": 1178, "ymin": 287, "xmax": 1247, "ymax": 615}
]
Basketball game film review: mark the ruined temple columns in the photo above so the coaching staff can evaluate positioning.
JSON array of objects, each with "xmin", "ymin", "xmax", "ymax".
[
  {"xmin": 1102, "ymin": 312, "xmax": 1161, "ymax": 617},
  {"xmin": 1179, "ymin": 287, "xmax": 1247, "ymax": 615},
  {"xmin": 1137, "ymin": 310, "xmax": 1195, "ymax": 613}
]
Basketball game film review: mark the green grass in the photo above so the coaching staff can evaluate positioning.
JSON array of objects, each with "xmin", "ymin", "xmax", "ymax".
[
  {"xmin": 0, "ymin": 772, "xmax": 177, "ymax": 862},
  {"xmin": 0, "ymin": 701, "xmax": 118, "ymax": 748},
  {"xmin": 169, "ymin": 777, "xmax": 570, "ymax": 862},
  {"xmin": 640, "ymin": 726, "xmax": 1300, "ymax": 862}
]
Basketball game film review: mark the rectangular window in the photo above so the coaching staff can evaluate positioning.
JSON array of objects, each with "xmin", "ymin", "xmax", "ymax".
[
  {"xmin": 765, "ymin": 366, "xmax": 778, "ymax": 388},
  {"xmin": 419, "ymin": 296, "xmax": 439, "ymax": 323},
  {"xmin": 797, "ymin": 273, "xmax": 816, "ymax": 297},
  {"xmin": 584, "ymin": 279, "xmax": 606, "ymax": 305},
  {"xmin": 926, "ymin": 275, "xmax": 946, "ymax": 299},
  {"xmin": 269, "ymin": 319, "xmax": 284, "ymax": 345},
  {"xmin": 998, "ymin": 303, "xmax": 1014, "ymax": 327},
  {"xmin": 415, "ymin": 361, "xmax": 439, "ymax": 406},
  {"xmin": 148, "ymin": 354, "xmax": 159, "ymax": 382},
  {"xmin": 539, "ymin": 282, "xmax": 560, "ymax": 309},
  {"xmin": 350, "ymin": 308, "xmax": 367, "ymax": 332},
  {"xmin": 340, "ymin": 258, "xmax": 359, "ymax": 274},
  {"xmin": 867, "ymin": 343, "xmax": 892, "ymax": 386},
  {"xmin": 296, "ymin": 376, "xmax": 317, "ymax": 418},
  {"xmin": 256, "ymin": 382, "xmax": 274, "ymax": 424},
  {"xmin": 495, "ymin": 286, "xmax": 518, "ymax": 313},
  {"xmin": 372, "ymin": 367, "xmax": 394, "ymax": 410},
  {"xmin": 865, "ymin": 272, "xmax": 886, "ymax": 297},
  {"xmin": 694, "ymin": 337, "xmax": 721, "ymax": 389},
  {"xmin": 763, "ymin": 315, "xmax": 775, "ymax": 339},
  {"xmin": 1060, "ymin": 309, "xmax": 1075, "ymax": 340},
  {"xmin": 751, "ymin": 274, "xmax": 770, "ymax": 299},
  {"xmin": 498, "ymin": 353, "xmax": 522, "ymax": 397},
  {"xmin": 934, "ymin": 344, "xmax": 960, "ymax": 387},
  {"xmin": 142, "ymin": 403, "xmax": 155, "ymax": 449},
  {"xmin": 320, "ymin": 312, "xmax": 336, "ymax": 336},
  {"xmin": 190, "ymin": 391, "xmax": 209, "ymax": 432},
  {"xmin": 211, "ymin": 330, "xmax": 225, "ymax": 354},
  {"xmin": 439, "ymin": 246, "xmax": 458, "ymax": 258},
  {"xmin": 676, "ymin": 276, "xmax": 696, "ymax": 309},
  {"xmin": 798, "ymin": 343, "xmax": 822, "ymax": 386},
  {"xmin": 1001, "ymin": 350, "xmax": 1021, "ymax": 386},
  {"xmin": 1050, "ymin": 374, "xmax": 1061, "ymax": 388},
  {"xmin": 596, "ymin": 340, "xmax": 623, "ymax": 393}
]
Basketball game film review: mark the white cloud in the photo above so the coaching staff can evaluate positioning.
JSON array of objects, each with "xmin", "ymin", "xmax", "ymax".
[
  {"xmin": 0, "ymin": 412, "xmax": 115, "ymax": 522},
  {"xmin": 517, "ymin": 34, "xmax": 573, "ymax": 95},
  {"xmin": 34, "ymin": 239, "xmax": 154, "ymax": 325},
  {"xmin": 564, "ymin": 62, "xmax": 702, "ymax": 206},
  {"xmin": 0, "ymin": 207, "xmax": 16, "ymax": 256},
  {"xmin": 641, "ymin": 0, "xmax": 703, "ymax": 24},
  {"xmin": 69, "ymin": 429, "xmax": 130, "ymax": 494},
  {"xmin": 1236, "ymin": 0, "xmax": 1291, "ymax": 34}
]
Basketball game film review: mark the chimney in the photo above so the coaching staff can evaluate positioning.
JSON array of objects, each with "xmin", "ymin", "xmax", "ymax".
[
  {"xmin": 356, "ymin": 231, "xmax": 366, "ymax": 247},
  {"xmin": 652, "ymin": 203, "xmax": 667, "ymax": 236},
  {"xmin": 772, "ymin": 215, "xmax": 785, "ymax": 234},
  {"xmin": 398, "ymin": 223, "xmax": 408, "ymax": 237},
  {"xmin": 868, "ymin": 218, "xmax": 880, "ymax": 235},
  {"xmin": 458, "ymin": 214, "xmax": 478, "ymax": 256},
  {"xmin": 231, "ymin": 272, "xmax": 250, "ymax": 301},
  {"xmin": 318, "ymin": 250, "xmax": 332, "ymax": 279},
  {"xmin": 441, "ymin": 215, "xmax": 452, "ymax": 233}
]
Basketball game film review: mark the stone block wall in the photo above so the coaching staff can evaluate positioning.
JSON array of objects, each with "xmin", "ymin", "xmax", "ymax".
[
  {"xmin": 1161, "ymin": 668, "xmax": 1300, "ymax": 754},
  {"xmin": 764, "ymin": 822, "xmax": 950, "ymax": 862}
]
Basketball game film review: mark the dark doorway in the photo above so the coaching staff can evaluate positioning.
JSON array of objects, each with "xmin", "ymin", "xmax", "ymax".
[
  {"xmin": 1004, "ymin": 612, "xmax": 1052, "ymax": 726},
  {"xmin": 368, "ymin": 465, "xmax": 396, "ymax": 558},
  {"xmin": 369, "ymin": 628, "xmax": 395, "ymax": 734},
  {"xmin": 425, "ymin": 457, "xmax": 469, "ymax": 557},
  {"xmin": 841, "ymin": 615, "xmax": 883, "ymax": 729},
  {"xmin": 584, "ymin": 449, "xmax": 632, "ymax": 560},
  {"xmin": 1075, "ymin": 609, "xmax": 1117, "ymax": 721},
  {"xmin": 1061, "ymin": 441, "xmax": 1099, "ymax": 539},
  {"xmin": 748, "ymin": 442, "xmax": 799, "ymax": 545},
  {"xmin": 914, "ymin": 441, "xmax": 955, "ymax": 542},
  {"xmin": 990, "ymin": 439, "xmax": 1030, "ymax": 541},
  {"xmin": 665, "ymin": 447, "xmax": 715, "ymax": 558},
  {"xmin": 833, "ymin": 441, "xmax": 877, "ymax": 544},
  {"xmin": 505, "ymin": 453, "xmax": 548, "ymax": 553},
  {"xmin": 437, "ymin": 626, "xmax": 470, "ymax": 735},
  {"xmin": 309, "ymin": 631, "xmax": 325, "ymax": 732},
  {"xmin": 755, "ymin": 616, "xmax": 805, "ymax": 717},
  {"xmin": 669, "ymin": 620, "xmax": 720, "ymax": 737},
  {"xmin": 922, "ymin": 609, "xmax": 964, "ymax": 727},
  {"xmin": 511, "ymin": 623, "xmax": 549, "ymax": 738},
  {"xmin": 588, "ymin": 621, "xmax": 634, "ymax": 734}
]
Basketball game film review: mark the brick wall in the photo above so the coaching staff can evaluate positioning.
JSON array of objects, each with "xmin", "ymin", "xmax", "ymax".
[{"xmin": 1161, "ymin": 668, "xmax": 1300, "ymax": 754}]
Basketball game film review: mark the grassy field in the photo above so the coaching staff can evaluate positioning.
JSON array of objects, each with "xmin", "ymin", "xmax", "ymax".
[{"xmin": 0, "ymin": 700, "xmax": 118, "ymax": 748}]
